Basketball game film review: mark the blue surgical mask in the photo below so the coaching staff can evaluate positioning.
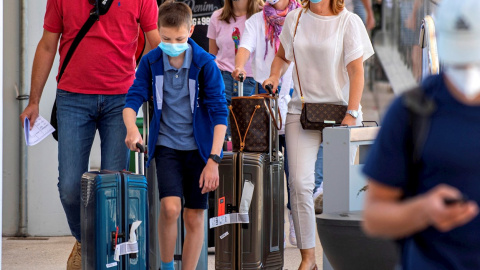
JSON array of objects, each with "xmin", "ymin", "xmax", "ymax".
[
  {"xmin": 158, "ymin": 42, "xmax": 189, "ymax": 57},
  {"xmin": 310, "ymin": 0, "xmax": 322, "ymax": 3}
]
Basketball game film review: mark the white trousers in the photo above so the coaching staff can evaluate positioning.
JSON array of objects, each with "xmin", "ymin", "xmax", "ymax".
[
  {"xmin": 285, "ymin": 114, "xmax": 322, "ymax": 249},
  {"xmin": 286, "ymin": 112, "xmax": 363, "ymax": 249}
]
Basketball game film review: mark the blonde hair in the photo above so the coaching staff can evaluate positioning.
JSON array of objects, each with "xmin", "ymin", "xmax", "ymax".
[
  {"xmin": 301, "ymin": 0, "xmax": 344, "ymax": 15},
  {"xmin": 219, "ymin": 0, "xmax": 264, "ymax": 23}
]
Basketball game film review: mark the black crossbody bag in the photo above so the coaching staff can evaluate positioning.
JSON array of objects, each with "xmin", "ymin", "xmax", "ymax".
[{"xmin": 50, "ymin": 0, "xmax": 115, "ymax": 140}]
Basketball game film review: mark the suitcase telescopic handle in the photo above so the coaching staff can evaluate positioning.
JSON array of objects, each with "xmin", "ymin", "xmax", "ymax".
[
  {"xmin": 238, "ymin": 73, "xmax": 244, "ymax": 83},
  {"xmin": 135, "ymin": 142, "xmax": 145, "ymax": 153},
  {"xmin": 264, "ymin": 84, "xmax": 276, "ymax": 96}
]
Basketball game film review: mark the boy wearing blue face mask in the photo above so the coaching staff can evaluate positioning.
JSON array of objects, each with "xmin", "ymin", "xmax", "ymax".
[{"xmin": 123, "ymin": 1, "xmax": 228, "ymax": 269}]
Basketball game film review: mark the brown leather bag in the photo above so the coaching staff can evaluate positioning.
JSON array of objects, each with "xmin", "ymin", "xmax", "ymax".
[
  {"xmin": 300, "ymin": 103, "xmax": 348, "ymax": 130},
  {"xmin": 292, "ymin": 10, "xmax": 347, "ymax": 131},
  {"xmin": 229, "ymin": 95, "xmax": 281, "ymax": 152}
]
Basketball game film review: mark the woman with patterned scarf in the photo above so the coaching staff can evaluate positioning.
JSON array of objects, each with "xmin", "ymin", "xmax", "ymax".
[{"xmin": 232, "ymin": 0, "xmax": 301, "ymax": 249}]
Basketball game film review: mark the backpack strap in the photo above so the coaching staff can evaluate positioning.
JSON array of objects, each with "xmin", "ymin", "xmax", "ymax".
[
  {"xmin": 402, "ymin": 87, "xmax": 436, "ymax": 197},
  {"xmin": 51, "ymin": 0, "xmax": 116, "ymax": 141}
]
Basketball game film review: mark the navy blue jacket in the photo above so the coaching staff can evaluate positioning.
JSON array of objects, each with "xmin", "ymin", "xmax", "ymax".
[{"xmin": 125, "ymin": 38, "xmax": 228, "ymax": 167}]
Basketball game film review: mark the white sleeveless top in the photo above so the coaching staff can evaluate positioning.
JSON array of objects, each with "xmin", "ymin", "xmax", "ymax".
[{"xmin": 279, "ymin": 8, "xmax": 374, "ymax": 114}]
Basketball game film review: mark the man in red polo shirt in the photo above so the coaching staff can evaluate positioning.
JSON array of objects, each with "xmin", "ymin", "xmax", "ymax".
[{"xmin": 19, "ymin": 0, "xmax": 160, "ymax": 269}]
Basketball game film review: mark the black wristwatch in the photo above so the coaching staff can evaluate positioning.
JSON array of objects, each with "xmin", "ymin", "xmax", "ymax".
[{"xmin": 209, "ymin": 154, "xmax": 222, "ymax": 164}]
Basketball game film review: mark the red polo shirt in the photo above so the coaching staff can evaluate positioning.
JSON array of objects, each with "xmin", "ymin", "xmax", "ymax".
[{"xmin": 44, "ymin": 0, "xmax": 158, "ymax": 95}]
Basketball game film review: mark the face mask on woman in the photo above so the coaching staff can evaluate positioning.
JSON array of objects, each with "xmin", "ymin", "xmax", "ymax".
[
  {"xmin": 309, "ymin": 0, "xmax": 323, "ymax": 3},
  {"xmin": 158, "ymin": 42, "xmax": 189, "ymax": 57},
  {"xmin": 445, "ymin": 65, "xmax": 480, "ymax": 100}
]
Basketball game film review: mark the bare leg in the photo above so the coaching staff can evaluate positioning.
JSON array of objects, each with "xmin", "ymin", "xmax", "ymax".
[
  {"xmin": 158, "ymin": 196, "xmax": 182, "ymax": 263},
  {"xmin": 181, "ymin": 208, "xmax": 205, "ymax": 270},
  {"xmin": 299, "ymin": 248, "xmax": 316, "ymax": 270}
]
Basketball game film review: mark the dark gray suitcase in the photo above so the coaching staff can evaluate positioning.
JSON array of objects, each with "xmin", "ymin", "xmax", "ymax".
[
  {"xmin": 215, "ymin": 152, "xmax": 284, "ymax": 269},
  {"xmin": 215, "ymin": 80, "xmax": 285, "ymax": 269}
]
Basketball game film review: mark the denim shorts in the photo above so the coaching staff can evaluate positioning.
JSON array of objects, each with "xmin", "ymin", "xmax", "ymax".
[{"xmin": 154, "ymin": 146, "xmax": 208, "ymax": 209}]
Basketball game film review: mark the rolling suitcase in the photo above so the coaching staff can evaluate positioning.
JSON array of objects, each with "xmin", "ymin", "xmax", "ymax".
[
  {"xmin": 80, "ymin": 150, "xmax": 149, "ymax": 270},
  {"xmin": 214, "ymin": 78, "xmax": 285, "ymax": 269}
]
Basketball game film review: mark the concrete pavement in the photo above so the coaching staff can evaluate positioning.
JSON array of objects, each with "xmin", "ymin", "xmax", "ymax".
[{"xmin": 2, "ymin": 79, "xmax": 395, "ymax": 270}]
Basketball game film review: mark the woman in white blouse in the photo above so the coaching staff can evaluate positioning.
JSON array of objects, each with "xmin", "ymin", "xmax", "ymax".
[{"xmin": 263, "ymin": 0, "xmax": 374, "ymax": 268}]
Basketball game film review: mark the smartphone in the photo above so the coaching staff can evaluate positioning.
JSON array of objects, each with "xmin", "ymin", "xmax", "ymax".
[{"xmin": 444, "ymin": 194, "xmax": 469, "ymax": 206}]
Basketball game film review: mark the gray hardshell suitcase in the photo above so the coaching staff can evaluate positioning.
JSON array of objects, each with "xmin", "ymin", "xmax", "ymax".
[{"xmin": 215, "ymin": 78, "xmax": 285, "ymax": 269}]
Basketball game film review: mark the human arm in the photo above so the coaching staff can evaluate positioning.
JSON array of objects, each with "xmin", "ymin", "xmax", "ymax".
[
  {"xmin": 123, "ymin": 108, "xmax": 143, "ymax": 152},
  {"xmin": 360, "ymin": 0, "xmax": 375, "ymax": 30},
  {"xmin": 405, "ymin": 0, "xmax": 422, "ymax": 30},
  {"xmin": 207, "ymin": 12, "xmax": 219, "ymax": 55},
  {"xmin": 232, "ymin": 15, "xmax": 256, "ymax": 81},
  {"xmin": 209, "ymin": 39, "xmax": 219, "ymax": 55},
  {"xmin": 123, "ymin": 56, "xmax": 152, "ymax": 151},
  {"xmin": 262, "ymin": 44, "xmax": 292, "ymax": 93},
  {"xmin": 363, "ymin": 180, "xmax": 479, "ymax": 239},
  {"xmin": 199, "ymin": 124, "xmax": 227, "ymax": 194},
  {"xmin": 20, "ymin": 30, "xmax": 60, "ymax": 129},
  {"xmin": 342, "ymin": 56, "xmax": 364, "ymax": 126},
  {"xmin": 145, "ymin": 29, "xmax": 161, "ymax": 49},
  {"xmin": 232, "ymin": 48, "xmax": 251, "ymax": 81},
  {"xmin": 197, "ymin": 60, "xmax": 228, "ymax": 193}
]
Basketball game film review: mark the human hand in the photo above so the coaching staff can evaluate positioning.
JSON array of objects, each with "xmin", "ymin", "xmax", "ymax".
[
  {"xmin": 341, "ymin": 114, "xmax": 357, "ymax": 126},
  {"xmin": 366, "ymin": 13, "xmax": 376, "ymax": 30},
  {"xmin": 232, "ymin": 67, "xmax": 246, "ymax": 81},
  {"xmin": 20, "ymin": 103, "xmax": 40, "ymax": 130},
  {"xmin": 404, "ymin": 15, "xmax": 416, "ymax": 30},
  {"xmin": 199, "ymin": 159, "xmax": 219, "ymax": 194},
  {"xmin": 262, "ymin": 77, "xmax": 280, "ymax": 94},
  {"xmin": 422, "ymin": 184, "xmax": 478, "ymax": 232},
  {"xmin": 125, "ymin": 128, "xmax": 143, "ymax": 152}
]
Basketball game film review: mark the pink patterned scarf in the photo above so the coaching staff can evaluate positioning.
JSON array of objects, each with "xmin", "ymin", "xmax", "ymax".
[{"xmin": 263, "ymin": 0, "xmax": 301, "ymax": 59}]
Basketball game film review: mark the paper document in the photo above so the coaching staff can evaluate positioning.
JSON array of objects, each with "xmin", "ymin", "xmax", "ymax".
[{"xmin": 24, "ymin": 116, "xmax": 55, "ymax": 146}]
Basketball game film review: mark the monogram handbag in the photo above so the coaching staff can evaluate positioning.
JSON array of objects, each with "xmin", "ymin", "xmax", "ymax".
[
  {"xmin": 292, "ymin": 10, "xmax": 347, "ymax": 131},
  {"xmin": 229, "ymin": 94, "xmax": 281, "ymax": 152}
]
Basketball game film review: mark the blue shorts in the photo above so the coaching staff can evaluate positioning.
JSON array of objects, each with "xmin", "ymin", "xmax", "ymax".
[{"xmin": 154, "ymin": 146, "xmax": 208, "ymax": 209}]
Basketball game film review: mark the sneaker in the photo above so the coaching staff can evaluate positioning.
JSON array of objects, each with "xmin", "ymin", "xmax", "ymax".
[
  {"xmin": 288, "ymin": 211, "xmax": 297, "ymax": 246},
  {"xmin": 67, "ymin": 240, "xmax": 81, "ymax": 270}
]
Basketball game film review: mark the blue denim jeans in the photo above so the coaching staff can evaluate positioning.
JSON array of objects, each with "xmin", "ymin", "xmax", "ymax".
[
  {"xmin": 314, "ymin": 143, "xmax": 323, "ymax": 194},
  {"xmin": 56, "ymin": 89, "xmax": 129, "ymax": 242},
  {"xmin": 221, "ymin": 70, "xmax": 256, "ymax": 138}
]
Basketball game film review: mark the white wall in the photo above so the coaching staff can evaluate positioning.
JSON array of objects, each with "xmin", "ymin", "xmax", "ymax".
[
  {"xmin": 3, "ymin": 0, "xmax": 103, "ymax": 237},
  {"xmin": 1, "ymin": 0, "xmax": 4, "ymax": 263},
  {"xmin": 3, "ymin": 0, "xmax": 22, "ymax": 236}
]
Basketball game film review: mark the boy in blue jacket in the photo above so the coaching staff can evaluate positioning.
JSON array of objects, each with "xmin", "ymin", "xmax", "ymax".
[{"xmin": 123, "ymin": 1, "xmax": 228, "ymax": 269}]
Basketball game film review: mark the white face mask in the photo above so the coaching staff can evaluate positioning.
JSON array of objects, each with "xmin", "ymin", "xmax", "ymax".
[{"xmin": 445, "ymin": 65, "xmax": 480, "ymax": 100}]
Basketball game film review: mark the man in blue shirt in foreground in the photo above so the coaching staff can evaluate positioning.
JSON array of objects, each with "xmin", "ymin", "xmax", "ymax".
[{"xmin": 362, "ymin": 0, "xmax": 480, "ymax": 269}]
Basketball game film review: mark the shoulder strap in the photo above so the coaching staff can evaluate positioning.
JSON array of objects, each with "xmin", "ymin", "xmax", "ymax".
[
  {"xmin": 402, "ymin": 87, "xmax": 436, "ymax": 197},
  {"xmin": 292, "ymin": 9, "xmax": 304, "ymax": 106},
  {"xmin": 57, "ymin": 0, "xmax": 115, "ymax": 83}
]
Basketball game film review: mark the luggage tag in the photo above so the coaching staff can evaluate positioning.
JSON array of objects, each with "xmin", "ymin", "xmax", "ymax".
[
  {"xmin": 239, "ymin": 180, "xmax": 254, "ymax": 213},
  {"xmin": 218, "ymin": 197, "xmax": 225, "ymax": 216},
  {"xmin": 114, "ymin": 220, "xmax": 142, "ymax": 262},
  {"xmin": 209, "ymin": 181, "xmax": 254, "ymax": 229}
]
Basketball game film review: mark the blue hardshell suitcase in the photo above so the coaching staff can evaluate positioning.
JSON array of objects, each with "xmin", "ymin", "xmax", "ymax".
[{"xmin": 81, "ymin": 171, "xmax": 148, "ymax": 270}]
